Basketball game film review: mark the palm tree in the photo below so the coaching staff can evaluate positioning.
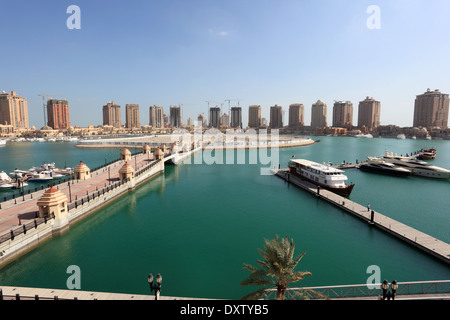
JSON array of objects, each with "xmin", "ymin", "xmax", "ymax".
[{"xmin": 240, "ymin": 235, "xmax": 312, "ymax": 300}]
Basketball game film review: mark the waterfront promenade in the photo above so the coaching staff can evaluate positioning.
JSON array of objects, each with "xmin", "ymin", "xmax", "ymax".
[
  {"xmin": 274, "ymin": 169, "xmax": 450, "ymax": 265},
  {"xmin": 0, "ymin": 151, "xmax": 157, "ymax": 239}
]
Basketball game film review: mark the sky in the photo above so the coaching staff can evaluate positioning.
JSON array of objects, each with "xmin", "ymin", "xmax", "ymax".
[{"xmin": 1, "ymin": 0, "xmax": 450, "ymax": 128}]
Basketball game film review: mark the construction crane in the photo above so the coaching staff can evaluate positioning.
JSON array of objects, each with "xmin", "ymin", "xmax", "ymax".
[{"xmin": 38, "ymin": 94, "xmax": 60, "ymax": 127}]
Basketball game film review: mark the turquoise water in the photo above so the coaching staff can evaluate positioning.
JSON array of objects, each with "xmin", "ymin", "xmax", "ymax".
[{"xmin": 0, "ymin": 137, "xmax": 449, "ymax": 299}]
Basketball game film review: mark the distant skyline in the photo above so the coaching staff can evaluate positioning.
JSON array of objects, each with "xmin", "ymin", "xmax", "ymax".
[{"xmin": 1, "ymin": 0, "xmax": 450, "ymax": 128}]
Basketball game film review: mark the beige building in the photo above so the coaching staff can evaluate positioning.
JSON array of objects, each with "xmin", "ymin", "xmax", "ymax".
[
  {"xmin": 119, "ymin": 162, "xmax": 135, "ymax": 182},
  {"xmin": 332, "ymin": 101, "xmax": 353, "ymax": 128},
  {"xmin": 120, "ymin": 147, "xmax": 132, "ymax": 161},
  {"xmin": 125, "ymin": 104, "xmax": 140, "ymax": 129},
  {"xmin": 358, "ymin": 97, "xmax": 381, "ymax": 131},
  {"xmin": 288, "ymin": 103, "xmax": 305, "ymax": 128},
  {"xmin": 248, "ymin": 105, "xmax": 261, "ymax": 128},
  {"xmin": 74, "ymin": 161, "xmax": 91, "ymax": 180},
  {"xmin": 270, "ymin": 105, "xmax": 283, "ymax": 129},
  {"xmin": 149, "ymin": 105, "xmax": 164, "ymax": 128},
  {"xmin": 0, "ymin": 91, "xmax": 29, "ymax": 129},
  {"xmin": 221, "ymin": 113, "xmax": 230, "ymax": 127},
  {"xmin": 197, "ymin": 113, "xmax": 207, "ymax": 128},
  {"xmin": 103, "ymin": 101, "xmax": 121, "ymax": 128},
  {"xmin": 311, "ymin": 100, "xmax": 327, "ymax": 129},
  {"xmin": 413, "ymin": 89, "xmax": 449, "ymax": 128}
]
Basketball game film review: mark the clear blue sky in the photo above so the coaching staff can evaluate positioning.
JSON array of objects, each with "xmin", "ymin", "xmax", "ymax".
[{"xmin": 1, "ymin": 0, "xmax": 450, "ymax": 128}]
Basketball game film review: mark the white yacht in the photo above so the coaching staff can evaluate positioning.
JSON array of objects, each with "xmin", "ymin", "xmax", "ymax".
[
  {"xmin": 382, "ymin": 151, "xmax": 450, "ymax": 179},
  {"xmin": 0, "ymin": 139, "xmax": 6, "ymax": 146},
  {"xmin": 359, "ymin": 157, "xmax": 411, "ymax": 177},
  {"xmin": 0, "ymin": 171, "xmax": 13, "ymax": 189},
  {"xmin": 397, "ymin": 134, "xmax": 406, "ymax": 140},
  {"xmin": 288, "ymin": 159, "xmax": 354, "ymax": 197}
]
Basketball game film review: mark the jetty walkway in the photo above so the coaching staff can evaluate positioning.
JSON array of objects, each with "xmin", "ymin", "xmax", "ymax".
[
  {"xmin": 0, "ymin": 151, "xmax": 156, "ymax": 237},
  {"xmin": 274, "ymin": 169, "xmax": 450, "ymax": 265},
  {"xmin": 0, "ymin": 146, "xmax": 200, "ymax": 267}
]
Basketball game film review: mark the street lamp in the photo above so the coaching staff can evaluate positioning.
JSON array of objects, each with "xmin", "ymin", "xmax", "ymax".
[
  {"xmin": 68, "ymin": 181, "xmax": 72, "ymax": 202},
  {"xmin": 147, "ymin": 273, "xmax": 162, "ymax": 300}
]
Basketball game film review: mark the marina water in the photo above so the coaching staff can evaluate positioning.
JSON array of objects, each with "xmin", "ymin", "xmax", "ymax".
[{"xmin": 0, "ymin": 137, "xmax": 449, "ymax": 299}]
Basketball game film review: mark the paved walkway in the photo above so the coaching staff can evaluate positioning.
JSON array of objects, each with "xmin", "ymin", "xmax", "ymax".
[{"xmin": 0, "ymin": 152, "xmax": 155, "ymax": 238}]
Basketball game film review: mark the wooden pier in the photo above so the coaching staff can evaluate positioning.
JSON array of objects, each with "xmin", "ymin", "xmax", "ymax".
[{"xmin": 274, "ymin": 169, "xmax": 450, "ymax": 265}]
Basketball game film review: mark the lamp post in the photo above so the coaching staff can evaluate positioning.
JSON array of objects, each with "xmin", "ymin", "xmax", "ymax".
[
  {"xmin": 147, "ymin": 273, "xmax": 162, "ymax": 300},
  {"xmin": 68, "ymin": 181, "xmax": 72, "ymax": 202}
]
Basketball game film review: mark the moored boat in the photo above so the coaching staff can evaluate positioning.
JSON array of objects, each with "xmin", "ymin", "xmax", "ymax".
[
  {"xmin": 382, "ymin": 151, "xmax": 450, "ymax": 179},
  {"xmin": 288, "ymin": 159, "xmax": 354, "ymax": 197},
  {"xmin": 417, "ymin": 148, "xmax": 437, "ymax": 160},
  {"xmin": 27, "ymin": 172, "xmax": 54, "ymax": 182},
  {"xmin": 359, "ymin": 157, "xmax": 412, "ymax": 176},
  {"xmin": 0, "ymin": 171, "xmax": 13, "ymax": 189}
]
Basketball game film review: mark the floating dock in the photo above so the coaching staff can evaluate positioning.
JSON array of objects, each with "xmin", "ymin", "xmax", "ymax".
[{"xmin": 274, "ymin": 169, "xmax": 450, "ymax": 265}]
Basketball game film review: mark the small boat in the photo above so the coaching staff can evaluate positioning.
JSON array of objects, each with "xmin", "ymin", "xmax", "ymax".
[
  {"xmin": 359, "ymin": 157, "xmax": 411, "ymax": 177},
  {"xmin": 0, "ymin": 171, "xmax": 14, "ymax": 189},
  {"xmin": 27, "ymin": 172, "xmax": 54, "ymax": 182},
  {"xmin": 354, "ymin": 134, "xmax": 373, "ymax": 138},
  {"xmin": 397, "ymin": 134, "xmax": 406, "ymax": 140},
  {"xmin": 417, "ymin": 148, "xmax": 437, "ymax": 160},
  {"xmin": 288, "ymin": 159, "xmax": 355, "ymax": 197},
  {"xmin": 0, "ymin": 139, "xmax": 6, "ymax": 146}
]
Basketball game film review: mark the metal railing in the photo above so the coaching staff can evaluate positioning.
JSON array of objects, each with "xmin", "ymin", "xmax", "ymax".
[{"xmin": 262, "ymin": 280, "xmax": 450, "ymax": 300}]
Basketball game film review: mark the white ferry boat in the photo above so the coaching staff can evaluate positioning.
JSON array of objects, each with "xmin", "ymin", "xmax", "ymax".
[
  {"xmin": 382, "ymin": 151, "xmax": 450, "ymax": 179},
  {"xmin": 288, "ymin": 159, "xmax": 355, "ymax": 197}
]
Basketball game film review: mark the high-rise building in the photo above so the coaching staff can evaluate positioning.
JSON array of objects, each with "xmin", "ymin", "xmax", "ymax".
[
  {"xmin": 0, "ymin": 91, "xmax": 29, "ymax": 129},
  {"xmin": 358, "ymin": 97, "xmax": 380, "ymax": 130},
  {"xmin": 221, "ymin": 113, "xmax": 230, "ymax": 127},
  {"xmin": 149, "ymin": 105, "xmax": 164, "ymax": 128},
  {"xmin": 169, "ymin": 105, "xmax": 182, "ymax": 128},
  {"xmin": 288, "ymin": 103, "xmax": 305, "ymax": 127},
  {"xmin": 311, "ymin": 100, "xmax": 327, "ymax": 129},
  {"xmin": 248, "ymin": 105, "xmax": 261, "ymax": 128},
  {"xmin": 47, "ymin": 99, "xmax": 70, "ymax": 129},
  {"xmin": 332, "ymin": 101, "xmax": 353, "ymax": 128},
  {"xmin": 209, "ymin": 107, "xmax": 221, "ymax": 128},
  {"xmin": 230, "ymin": 107, "xmax": 242, "ymax": 128},
  {"xmin": 125, "ymin": 104, "xmax": 140, "ymax": 129},
  {"xmin": 103, "ymin": 101, "xmax": 121, "ymax": 128},
  {"xmin": 197, "ymin": 113, "xmax": 207, "ymax": 128},
  {"xmin": 270, "ymin": 105, "xmax": 283, "ymax": 129},
  {"xmin": 413, "ymin": 89, "xmax": 449, "ymax": 128}
]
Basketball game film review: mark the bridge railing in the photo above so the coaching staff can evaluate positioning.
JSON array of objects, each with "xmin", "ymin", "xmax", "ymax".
[{"xmin": 262, "ymin": 280, "xmax": 450, "ymax": 300}]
